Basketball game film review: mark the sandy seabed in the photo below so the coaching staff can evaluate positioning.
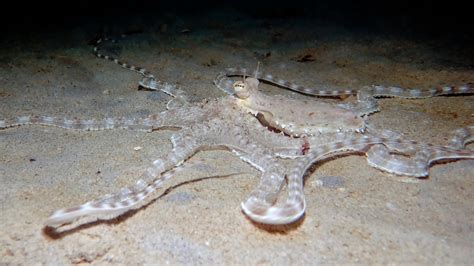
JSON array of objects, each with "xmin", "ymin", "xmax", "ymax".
[{"xmin": 1, "ymin": 9, "xmax": 473, "ymax": 264}]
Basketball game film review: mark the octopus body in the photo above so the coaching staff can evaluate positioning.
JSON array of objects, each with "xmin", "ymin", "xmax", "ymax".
[
  {"xmin": 1, "ymin": 38, "xmax": 473, "ymax": 231},
  {"xmin": 2, "ymin": 74, "xmax": 473, "ymax": 229}
]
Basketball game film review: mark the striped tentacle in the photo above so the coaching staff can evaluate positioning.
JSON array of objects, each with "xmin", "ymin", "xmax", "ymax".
[
  {"xmin": 233, "ymin": 148, "xmax": 287, "ymax": 212},
  {"xmin": 45, "ymin": 130, "xmax": 202, "ymax": 228},
  {"xmin": 241, "ymin": 137, "xmax": 380, "ymax": 224},
  {"xmin": 45, "ymin": 164, "xmax": 185, "ymax": 228},
  {"xmin": 215, "ymin": 67, "xmax": 473, "ymax": 117},
  {"xmin": 94, "ymin": 36, "xmax": 188, "ymax": 101},
  {"xmin": 354, "ymin": 83, "xmax": 473, "ymax": 116},
  {"xmin": 217, "ymin": 67, "xmax": 473, "ymax": 99},
  {"xmin": 195, "ymin": 116, "xmax": 289, "ymax": 209},
  {"xmin": 366, "ymin": 144, "xmax": 474, "ymax": 177},
  {"xmin": 214, "ymin": 67, "xmax": 358, "ymax": 96},
  {"xmin": 0, "ymin": 115, "xmax": 161, "ymax": 132},
  {"xmin": 363, "ymin": 83, "xmax": 474, "ymax": 99},
  {"xmin": 368, "ymin": 126, "xmax": 474, "ymax": 176},
  {"xmin": 93, "ymin": 36, "xmax": 156, "ymax": 83},
  {"xmin": 242, "ymin": 135, "xmax": 474, "ymax": 225},
  {"xmin": 448, "ymin": 125, "xmax": 474, "ymax": 149}
]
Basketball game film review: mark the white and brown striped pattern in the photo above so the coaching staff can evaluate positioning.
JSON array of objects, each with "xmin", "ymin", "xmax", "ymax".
[
  {"xmin": 2, "ymin": 38, "xmax": 474, "ymax": 229},
  {"xmin": 0, "ymin": 115, "xmax": 158, "ymax": 131},
  {"xmin": 215, "ymin": 67, "xmax": 473, "ymax": 116},
  {"xmin": 242, "ymin": 131, "xmax": 474, "ymax": 224},
  {"xmin": 94, "ymin": 36, "xmax": 156, "ymax": 82},
  {"xmin": 94, "ymin": 36, "xmax": 187, "ymax": 100},
  {"xmin": 4, "ymin": 78, "xmax": 472, "ymax": 228},
  {"xmin": 45, "ymin": 162, "xmax": 185, "ymax": 227},
  {"xmin": 215, "ymin": 67, "xmax": 473, "ymax": 98}
]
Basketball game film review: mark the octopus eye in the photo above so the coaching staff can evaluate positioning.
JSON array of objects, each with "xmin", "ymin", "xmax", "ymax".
[
  {"xmin": 233, "ymin": 81, "xmax": 250, "ymax": 99},
  {"xmin": 233, "ymin": 81, "xmax": 247, "ymax": 90}
]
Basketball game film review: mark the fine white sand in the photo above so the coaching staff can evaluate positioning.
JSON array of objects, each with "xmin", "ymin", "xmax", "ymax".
[{"xmin": 1, "ymin": 11, "xmax": 473, "ymax": 264}]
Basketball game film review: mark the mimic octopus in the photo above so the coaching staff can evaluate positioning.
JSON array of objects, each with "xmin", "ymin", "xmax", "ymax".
[{"xmin": 1, "ymin": 37, "xmax": 473, "ymax": 230}]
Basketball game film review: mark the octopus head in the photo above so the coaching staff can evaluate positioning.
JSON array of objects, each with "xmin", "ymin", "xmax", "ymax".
[{"xmin": 233, "ymin": 77, "xmax": 259, "ymax": 99}]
